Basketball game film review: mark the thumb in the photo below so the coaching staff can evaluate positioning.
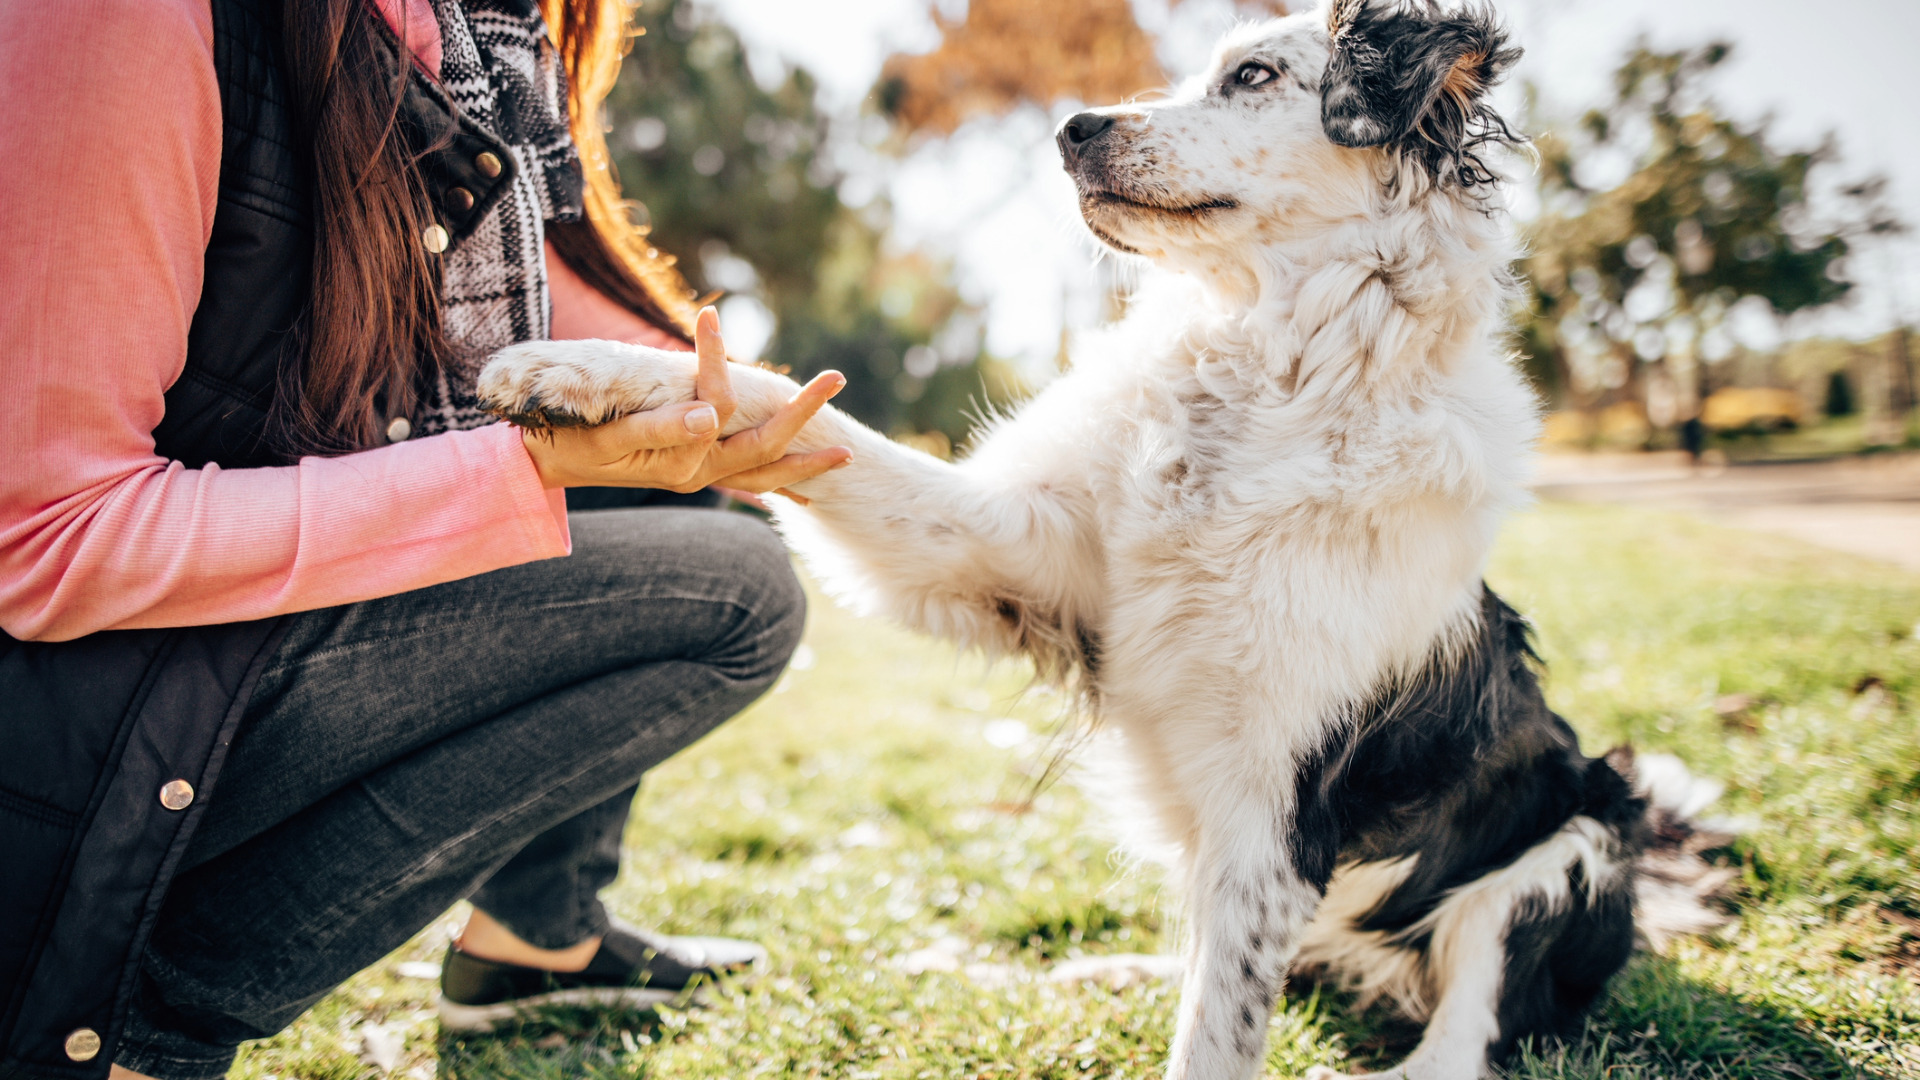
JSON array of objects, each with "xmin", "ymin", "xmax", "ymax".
[{"xmin": 600, "ymin": 400, "xmax": 721, "ymax": 451}]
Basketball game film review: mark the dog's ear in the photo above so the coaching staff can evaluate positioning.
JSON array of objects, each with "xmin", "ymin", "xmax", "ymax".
[{"xmin": 1321, "ymin": 0, "xmax": 1522, "ymax": 184}]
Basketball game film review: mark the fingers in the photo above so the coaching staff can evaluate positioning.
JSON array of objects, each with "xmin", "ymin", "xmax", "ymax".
[
  {"xmin": 693, "ymin": 306, "xmax": 736, "ymax": 427},
  {"xmin": 546, "ymin": 357, "xmax": 846, "ymax": 492},
  {"xmin": 715, "ymin": 446, "xmax": 853, "ymax": 494},
  {"xmin": 710, "ymin": 370, "xmax": 845, "ymax": 471},
  {"xmin": 585, "ymin": 400, "xmax": 720, "ymax": 456},
  {"xmin": 777, "ymin": 370, "xmax": 847, "ymax": 432}
]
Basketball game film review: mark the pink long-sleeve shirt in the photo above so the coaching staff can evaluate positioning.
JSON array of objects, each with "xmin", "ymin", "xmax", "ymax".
[{"xmin": 0, "ymin": 0, "xmax": 685, "ymax": 643}]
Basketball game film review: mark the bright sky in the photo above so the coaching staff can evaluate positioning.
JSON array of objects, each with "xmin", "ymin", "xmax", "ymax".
[{"xmin": 706, "ymin": 0, "xmax": 1920, "ymax": 373}]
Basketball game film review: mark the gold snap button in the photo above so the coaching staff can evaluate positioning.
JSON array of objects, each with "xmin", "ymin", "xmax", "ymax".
[
  {"xmin": 447, "ymin": 186, "xmax": 475, "ymax": 212},
  {"xmin": 64, "ymin": 1028, "xmax": 101, "ymax": 1062},
  {"xmin": 474, "ymin": 151, "xmax": 503, "ymax": 178},
  {"xmin": 159, "ymin": 779, "xmax": 195, "ymax": 811},
  {"xmin": 422, "ymin": 224, "xmax": 450, "ymax": 254},
  {"xmin": 386, "ymin": 417, "xmax": 413, "ymax": 443}
]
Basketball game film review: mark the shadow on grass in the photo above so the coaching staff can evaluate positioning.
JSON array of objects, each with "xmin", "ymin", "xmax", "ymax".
[
  {"xmin": 429, "ymin": 953, "xmax": 1883, "ymax": 1080},
  {"xmin": 437, "ymin": 1004, "xmax": 670, "ymax": 1080},
  {"xmin": 1547, "ymin": 953, "xmax": 1893, "ymax": 1080},
  {"xmin": 1291, "ymin": 953, "xmax": 1883, "ymax": 1080},
  {"xmin": 1281, "ymin": 969, "xmax": 1428, "ymax": 1069}
]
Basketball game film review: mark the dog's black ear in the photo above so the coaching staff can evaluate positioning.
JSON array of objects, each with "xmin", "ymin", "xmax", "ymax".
[{"xmin": 1321, "ymin": 0, "xmax": 1522, "ymax": 185}]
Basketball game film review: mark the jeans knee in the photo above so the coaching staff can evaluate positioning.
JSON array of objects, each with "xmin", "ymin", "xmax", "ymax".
[
  {"xmin": 728, "ymin": 517, "xmax": 806, "ymax": 688},
  {"xmin": 564, "ymin": 508, "xmax": 805, "ymax": 690}
]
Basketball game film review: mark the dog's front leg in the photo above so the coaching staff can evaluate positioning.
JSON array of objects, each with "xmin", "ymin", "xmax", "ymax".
[
  {"xmin": 1165, "ymin": 777, "xmax": 1326, "ymax": 1080},
  {"xmin": 476, "ymin": 337, "xmax": 1105, "ymax": 672}
]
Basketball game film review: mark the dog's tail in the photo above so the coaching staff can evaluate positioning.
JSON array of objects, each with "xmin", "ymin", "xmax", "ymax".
[{"xmin": 1607, "ymin": 748, "xmax": 1741, "ymax": 948}]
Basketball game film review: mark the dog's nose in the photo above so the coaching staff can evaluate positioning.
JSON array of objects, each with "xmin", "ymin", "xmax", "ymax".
[{"xmin": 1058, "ymin": 112, "xmax": 1115, "ymax": 154}]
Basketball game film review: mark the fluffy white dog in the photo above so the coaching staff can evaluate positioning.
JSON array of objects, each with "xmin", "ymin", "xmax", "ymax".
[{"xmin": 478, "ymin": 2, "xmax": 1725, "ymax": 1076}]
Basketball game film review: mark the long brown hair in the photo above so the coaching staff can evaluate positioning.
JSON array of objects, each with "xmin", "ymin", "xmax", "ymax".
[{"xmin": 275, "ymin": 0, "xmax": 697, "ymax": 455}]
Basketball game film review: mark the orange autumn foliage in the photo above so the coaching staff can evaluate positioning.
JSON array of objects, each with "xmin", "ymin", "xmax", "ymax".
[
  {"xmin": 879, "ymin": 0, "xmax": 1291, "ymax": 137},
  {"xmin": 879, "ymin": 0, "xmax": 1163, "ymax": 136}
]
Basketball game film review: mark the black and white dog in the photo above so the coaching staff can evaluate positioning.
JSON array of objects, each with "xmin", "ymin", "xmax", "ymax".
[{"xmin": 478, "ymin": 1, "xmax": 1725, "ymax": 1075}]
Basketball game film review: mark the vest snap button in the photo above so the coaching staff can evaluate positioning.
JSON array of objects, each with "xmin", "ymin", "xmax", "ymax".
[
  {"xmin": 159, "ymin": 779, "xmax": 195, "ymax": 811},
  {"xmin": 422, "ymin": 224, "xmax": 450, "ymax": 254},
  {"xmin": 447, "ymin": 187, "xmax": 475, "ymax": 213},
  {"xmin": 386, "ymin": 417, "xmax": 413, "ymax": 443},
  {"xmin": 64, "ymin": 1028, "xmax": 101, "ymax": 1062},
  {"xmin": 474, "ymin": 151, "xmax": 503, "ymax": 178}
]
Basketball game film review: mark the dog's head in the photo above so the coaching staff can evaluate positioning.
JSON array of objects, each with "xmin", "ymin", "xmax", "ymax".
[{"xmin": 1059, "ymin": 0, "xmax": 1521, "ymax": 264}]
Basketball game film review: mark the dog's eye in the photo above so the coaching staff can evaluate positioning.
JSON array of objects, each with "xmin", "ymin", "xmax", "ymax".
[{"xmin": 1234, "ymin": 62, "xmax": 1277, "ymax": 87}]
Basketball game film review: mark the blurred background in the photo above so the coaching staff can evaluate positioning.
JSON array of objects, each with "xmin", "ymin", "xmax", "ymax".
[{"xmin": 599, "ymin": 0, "xmax": 1918, "ymax": 471}]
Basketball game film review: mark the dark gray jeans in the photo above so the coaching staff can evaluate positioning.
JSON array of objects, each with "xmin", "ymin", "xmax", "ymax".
[{"xmin": 116, "ymin": 506, "xmax": 804, "ymax": 1080}]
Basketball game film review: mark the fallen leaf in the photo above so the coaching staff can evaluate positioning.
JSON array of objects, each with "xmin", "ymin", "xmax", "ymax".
[
  {"xmin": 894, "ymin": 947, "xmax": 961, "ymax": 975},
  {"xmin": 1047, "ymin": 953, "xmax": 1183, "ymax": 990},
  {"xmin": 1712, "ymin": 692, "xmax": 1755, "ymax": 716},
  {"xmin": 357, "ymin": 1023, "xmax": 405, "ymax": 1073},
  {"xmin": 837, "ymin": 822, "xmax": 887, "ymax": 849}
]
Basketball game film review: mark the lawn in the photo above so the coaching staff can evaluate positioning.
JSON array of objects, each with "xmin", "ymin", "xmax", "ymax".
[{"xmin": 231, "ymin": 502, "xmax": 1920, "ymax": 1080}]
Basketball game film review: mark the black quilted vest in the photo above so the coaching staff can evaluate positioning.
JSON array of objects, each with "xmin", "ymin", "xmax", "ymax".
[{"xmin": 0, "ymin": 2, "xmax": 521, "ymax": 1075}]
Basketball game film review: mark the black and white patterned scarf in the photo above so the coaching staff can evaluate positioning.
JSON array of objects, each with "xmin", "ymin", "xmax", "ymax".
[{"xmin": 418, "ymin": 0, "xmax": 585, "ymax": 437}]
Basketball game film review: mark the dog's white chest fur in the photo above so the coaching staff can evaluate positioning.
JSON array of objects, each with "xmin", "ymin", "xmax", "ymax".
[{"xmin": 1065, "ymin": 301, "xmax": 1529, "ymax": 754}]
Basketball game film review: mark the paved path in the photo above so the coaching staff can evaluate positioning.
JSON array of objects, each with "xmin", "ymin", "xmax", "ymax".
[{"xmin": 1531, "ymin": 451, "xmax": 1920, "ymax": 572}]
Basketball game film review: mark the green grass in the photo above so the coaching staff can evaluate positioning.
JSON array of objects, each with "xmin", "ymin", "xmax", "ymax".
[{"xmin": 231, "ymin": 503, "xmax": 1920, "ymax": 1079}]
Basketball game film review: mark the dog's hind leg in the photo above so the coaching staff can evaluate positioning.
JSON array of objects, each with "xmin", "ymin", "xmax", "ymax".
[
  {"xmin": 1304, "ymin": 900, "xmax": 1510, "ymax": 1080},
  {"xmin": 1474, "ymin": 863, "xmax": 1635, "ymax": 1069},
  {"xmin": 1306, "ymin": 818, "xmax": 1634, "ymax": 1080},
  {"xmin": 1163, "ymin": 775, "xmax": 1326, "ymax": 1080}
]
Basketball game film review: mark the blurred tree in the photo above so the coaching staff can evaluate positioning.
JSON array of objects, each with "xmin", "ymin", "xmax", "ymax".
[
  {"xmin": 603, "ymin": 0, "xmax": 837, "ymax": 306},
  {"xmin": 603, "ymin": 0, "xmax": 1025, "ymax": 444},
  {"xmin": 1519, "ymin": 43, "xmax": 1903, "ymax": 422},
  {"xmin": 876, "ymin": 0, "xmax": 1288, "ymax": 138},
  {"xmin": 877, "ymin": 0, "xmax": 1163, "ymax": 136}
]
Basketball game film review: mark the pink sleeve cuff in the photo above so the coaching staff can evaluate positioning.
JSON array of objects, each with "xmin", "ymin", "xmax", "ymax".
[{"xmin": 482, "ymin": 421, "xmax": 573, "ymax": 555}]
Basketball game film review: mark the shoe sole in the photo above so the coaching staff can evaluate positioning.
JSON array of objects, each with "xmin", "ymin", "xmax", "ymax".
[{"xmin": 437, "ymin": 986, "xmax": 680, "ymax": 1033}]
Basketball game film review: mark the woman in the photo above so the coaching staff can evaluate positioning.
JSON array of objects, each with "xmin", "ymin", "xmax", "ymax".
[{"xmin": 0, "ymin": 1, "xmax": 850, "ymax": 1077}]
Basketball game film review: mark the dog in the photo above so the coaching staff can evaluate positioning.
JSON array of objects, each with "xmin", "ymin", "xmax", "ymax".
[{"xmin": 477, "ymin": 2, "xmax": 1728, "ymax": 1075}]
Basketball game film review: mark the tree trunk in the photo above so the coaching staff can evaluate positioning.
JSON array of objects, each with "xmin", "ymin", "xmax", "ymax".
[
  {"xmin": 1893, "ymin": 328, "xmax": 1915, "ymax": 435},
  {"xmin": 1860, "ymin": 332, "xmax": 1910, "ymax": 446}
]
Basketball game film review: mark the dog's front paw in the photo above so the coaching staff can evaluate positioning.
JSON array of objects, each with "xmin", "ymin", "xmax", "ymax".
[{"xmin": 476, "ymin": 340, "xmax": 698, "ymax": 429}]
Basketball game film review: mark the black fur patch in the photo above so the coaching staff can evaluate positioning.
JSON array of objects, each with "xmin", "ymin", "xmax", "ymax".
[
  {"xmin": 1495, "ymin": 882, "xmax": 1635, "ymax": 1057},
  {"xmin": 1289, "ymin": 586, "xmax": 1646, "ymax": 1059},
  {"xmin": 1321, "ymin": 0, "xmax": 1523, "ymax": 187}
]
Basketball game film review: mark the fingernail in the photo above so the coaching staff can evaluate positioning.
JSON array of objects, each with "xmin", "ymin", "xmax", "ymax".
[
  {"xmin": 685, "ymin": 405, "xmax": 718, "ymax": 434},
  {"xmin": 831, "ymin": 457, "xmax": 853, "ymax": 470}
]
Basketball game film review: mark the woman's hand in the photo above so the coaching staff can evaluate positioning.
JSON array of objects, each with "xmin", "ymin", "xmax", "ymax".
[{"xmin": 520, "ymin": 307, "xmax": 851, "ymax": 494}]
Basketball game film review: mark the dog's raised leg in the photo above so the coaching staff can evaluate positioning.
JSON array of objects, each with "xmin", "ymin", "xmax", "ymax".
[
  {"xmin": 476, "ymin": 339, "xmax": 1108, "ymax": 667},
  {"xmin": 1164, "ymin": 777, "xmax": 1324, "ymax": 1080}
]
